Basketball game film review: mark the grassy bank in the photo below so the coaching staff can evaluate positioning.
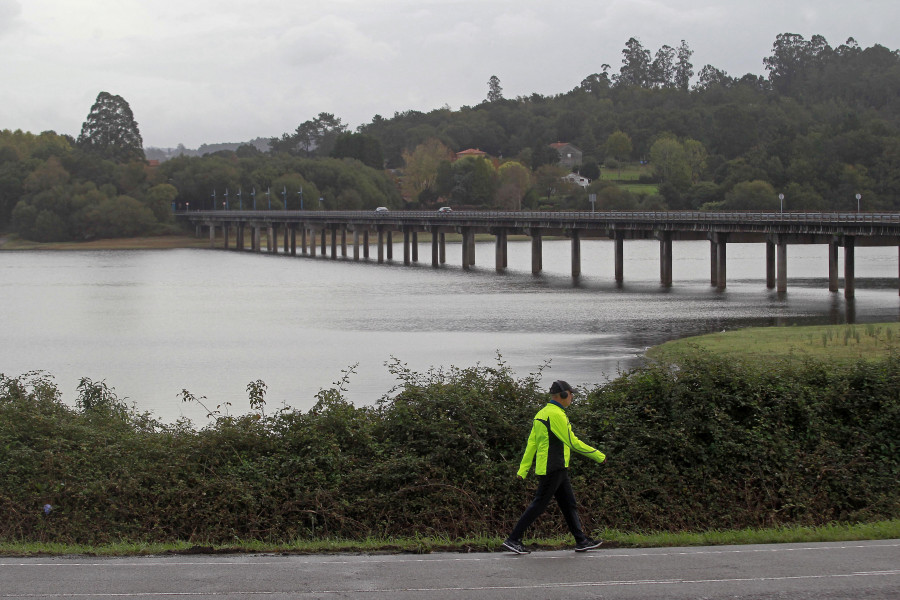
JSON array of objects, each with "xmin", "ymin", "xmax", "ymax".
[
  {"xmin": 0, "ymin": 233, "xmax": 209, "ymax": 251},
  {"xmin": 648, "ymin": 322, "xmax": 900, "ymax": 364}
]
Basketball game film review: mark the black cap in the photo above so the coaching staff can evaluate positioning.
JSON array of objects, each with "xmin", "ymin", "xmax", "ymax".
[{"xmin": 549, "ymin": 380, "xmax": 573, "ymax": 395}]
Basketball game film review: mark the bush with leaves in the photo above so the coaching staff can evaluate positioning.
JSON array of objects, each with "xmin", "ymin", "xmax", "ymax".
[{"xmin": 1, "ymin": 350, "xmax": 897, "ymax": 545}]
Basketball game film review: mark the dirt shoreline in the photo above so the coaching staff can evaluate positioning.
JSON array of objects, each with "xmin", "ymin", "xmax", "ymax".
[{"xmin": 0, "ymin": 234, "xmax": 207, "ymax": 251}]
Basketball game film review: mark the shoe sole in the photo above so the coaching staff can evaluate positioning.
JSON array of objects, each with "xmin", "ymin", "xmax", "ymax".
[
  {"xmin": 502, "ymin": 541, "xmax": 530, "ymax": 555},
  {"xmin": 575, "ymin": 541, "xmax": 603, "ymax": 552}
]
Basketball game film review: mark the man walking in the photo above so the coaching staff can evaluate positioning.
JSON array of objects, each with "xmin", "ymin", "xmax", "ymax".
[{"xmin": 503, "ymin": 380, "xmax": 606, "ymax": 554}]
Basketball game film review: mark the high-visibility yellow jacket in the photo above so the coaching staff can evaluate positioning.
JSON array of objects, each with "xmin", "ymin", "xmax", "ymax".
[{"xmin": 517, "ymin": 401, "xmax": 606, "ymax": 478}]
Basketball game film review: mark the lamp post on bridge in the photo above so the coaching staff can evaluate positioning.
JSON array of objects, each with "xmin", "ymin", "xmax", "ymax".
[
  {"xmin": 856, "ymin": 193, "xmax": 861, "ymax": 212},
  {"xmin": 266, "ymin": 187, "xmax": 271, "ymax": 210},
  {"xmin": 238, "ymin": 187, "xmax": 242, "ymax": 210},
  {"xmin": 251, "ymin": 187, "xmax": 256, "ymax": 210},
  {"xmin": 224, "ymin": 188, "xmax": 229, "ymax": 210},
  {"xmin": 211, "ymin": 189, "xmax": 216, "ymax": 210},
  {"xmin": 299, "ymin": 186, "xmax": 304, "ymax": 210},
  {"xmin": 779, "ymin": 193, "xmax": 784, "ymax": 214}
]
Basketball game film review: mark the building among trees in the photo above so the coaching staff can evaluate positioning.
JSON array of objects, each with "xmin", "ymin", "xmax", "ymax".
[{"xmin": 550, "ymin": 142, "xmax": 582, "ymax": 169}]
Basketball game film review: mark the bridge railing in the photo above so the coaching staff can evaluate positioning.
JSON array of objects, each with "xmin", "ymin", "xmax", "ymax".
[{"xmin": 179, "ymin": 209, "xmax": 900, "ymax": 225}]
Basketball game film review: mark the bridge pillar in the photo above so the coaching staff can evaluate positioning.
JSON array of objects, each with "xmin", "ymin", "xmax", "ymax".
[
  {"xmin": 299, "ymin": 228, "xmax": 306, "ymax": 255},
  {"xmin": 828, "ymin": 241, "xmax": 839, "ymax": 292},
  {"xmin": 571, "ymin": 230, "xmax": 581, "ymax": 279},
  {"xmin": 614, "ymin": 234, "xmax": 624, "ymax": 283},
  {"xmin": 658, "ymin": 231, "xmax": 672, "ymax": 287},
  {"xmin": 531, "ymin": 229, "xmax": 543, "ymax": 274},
  {"xmin": 467, "ymin": 231, "xmax": 475, "ymax": 266},
  {"xmin": 253, "ymin": 227, "xmax": 261, "ymax": 252},
  {"xmin": 461, "ymin": 227, "xmax": 473, "ymax": 270},
  {"xmin": 353, "ymin": 231, "xmax": 360, "ymax": 260},
  {"xmin": 412, "ymin": 231, "xmax": 419, "ymax": 262},
  {"xmin": 309, "ymin": 228, "xmax": 317, "ymax": 257},
  {"xmin": 710, "ymin": 240, "xmax": 717, "ymax": 286},
  {"xmin": 711, "ymin": 234, "xmax": 727, "ymax": 290},
  {"xmin": 320, "ymin": 227, "xmax": 327, "ymax": 256},
  {"xmin": 387, "ymin": 231, "xmax": 393, "ymax": 260},
  {"xmin": 341, "ymin": 229, "xmax": 347, "ymax": 258},
  {"xmin": 268, "ymin": 225, "xmax": 276, "ymax": 253},
  {"xmin": 330, "ymin": 228, "xmax": 337, "ymax": 259},
  {"xmin": 777, "ymin": 239, "xmax": 788, "ymax": 293},
  {"xmin": 209, "ymin": 224, "xmax": 215, "ymax": 248},
  {"xmin": 495, "ymin": 228, "xmax": 508, "ymax": 272},
  {"xmin": 289, "ymin": 226, "xmax": 296, "ymax": 255},
  {"xmin": 363, "ymin": 230, "xmax": 370, "ymax": 259},
  {"xmin": 377, "ymin": 229, "xmax": 384, "ymax": 263},
  {"xmin": 439, "ymin": 232, "xmax": 446, "ymax": 264},
  {"xmin": 223, "ymin": 223, "xmax": 230, "ymax": 250},
  {"xmin": 403, "ymin": 228, "xmax": 411, "ymax": 265},
  {"xmin": 766, "ymin": 241, "xmax": 775, "ymax": 288},
  {"xmin": 844, "ymin": 237, "xmax": 855, "ymax": 299},
  {"xmin": 235, "ymin": 225, "xmax": 242, "ymax": 251},
  {"xmin": 431, "ymin": 227, "xmax": 440, "ymax": 267}
]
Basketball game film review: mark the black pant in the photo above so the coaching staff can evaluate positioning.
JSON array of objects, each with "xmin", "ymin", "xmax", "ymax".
[{"xmin": 509, "ymin": 468, "xmax": 587, "ymax": 543}]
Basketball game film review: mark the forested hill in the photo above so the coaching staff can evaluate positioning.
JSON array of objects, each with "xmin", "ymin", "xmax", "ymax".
[
  {"xmin": 2, "ymin": 34, "xmax": 899, "ymax": 243},
  {"xmin": 356, "ymin": 34, "xmax": 900, "ymax": 211}
]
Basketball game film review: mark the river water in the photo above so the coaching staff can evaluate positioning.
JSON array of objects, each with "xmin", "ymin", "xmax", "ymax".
[{"xmin": 1, "ymin": 240, "xmax": 898, "ymax": 424}]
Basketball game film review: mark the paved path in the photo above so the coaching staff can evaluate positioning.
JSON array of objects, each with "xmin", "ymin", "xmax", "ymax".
[{"xmin": 1, "ymin": 540, "xmax": 898, "ymax": 599}]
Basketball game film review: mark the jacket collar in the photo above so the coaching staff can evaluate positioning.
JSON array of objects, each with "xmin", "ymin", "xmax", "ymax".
[{"xmin": 548, "ymin": 400, "xmax": 566, "ymax": 410}]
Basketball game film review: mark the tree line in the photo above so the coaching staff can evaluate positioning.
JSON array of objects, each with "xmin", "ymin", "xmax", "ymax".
[{"xmin": 2, "ymin": 33, "xmax": 899, "ymax": 242}]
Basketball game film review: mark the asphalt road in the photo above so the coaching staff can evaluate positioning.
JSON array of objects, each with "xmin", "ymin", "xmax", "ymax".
[{"xmin": 1, "ymin": 540, "xmax": 897, "ymax": 599}]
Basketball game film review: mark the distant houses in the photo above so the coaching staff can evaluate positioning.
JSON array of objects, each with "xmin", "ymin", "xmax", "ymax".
[
  {"xmin": 562, "ymin": 172, "xmax": 590, "ymax": 188},
  {"xmin": 454, "ymin": 148, "xmax": 489, "ymax": 160},
  {"xmin": 549, "ymin": 142, "xmax": 582, "ymax": 169}
]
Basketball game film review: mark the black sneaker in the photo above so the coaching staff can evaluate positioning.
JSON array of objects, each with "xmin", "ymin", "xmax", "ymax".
[
  {"xmin": 502, "ymin": 539, "xmax": 530, "ymax": 554},
  {"xmin": 575, "ymin": 538, "xmax": 603, "ymax": 552}
]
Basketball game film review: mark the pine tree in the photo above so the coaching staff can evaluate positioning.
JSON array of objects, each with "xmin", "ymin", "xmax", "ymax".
[{"xmin": 76, "ymin": 92, "xmax": 145, "ymax": 163}]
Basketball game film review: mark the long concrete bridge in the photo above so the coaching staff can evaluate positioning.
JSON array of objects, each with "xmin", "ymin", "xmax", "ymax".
[{"xmin": 180, "ymin": 210, "xmax": 900, "ymax": 298}]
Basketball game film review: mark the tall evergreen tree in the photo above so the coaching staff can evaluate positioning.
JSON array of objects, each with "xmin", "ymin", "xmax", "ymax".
[
  {"xmin": 76, "ymin": 92, "xmax": 145, "ymax": 163},
  {"xmin": 487, "ymin": 75, "xmax": 504, "ymax": 102},
  {"xmin": 674, "ymin": 40, "xmax": 694, "ymax": 91}
]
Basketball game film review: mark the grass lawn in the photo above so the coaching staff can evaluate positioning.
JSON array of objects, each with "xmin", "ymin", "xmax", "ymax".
[
  {"xmin": 647, "ymin": 322, "xmax": 900, "ymax": 364},
  {"xmin": 600, "ymin": 163, "xmax": 653, "ymax": 182}
]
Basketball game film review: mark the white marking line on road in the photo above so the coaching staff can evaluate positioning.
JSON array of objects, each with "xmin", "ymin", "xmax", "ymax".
[
  {"xmin": 1, "ymin": 542, "xmax": 897, "ymax": 568},
  {"xmin": 1, "ymin": 569, "xmax": 898, "ymax": 597}
]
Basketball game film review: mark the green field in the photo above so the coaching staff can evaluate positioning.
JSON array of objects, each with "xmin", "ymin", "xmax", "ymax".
[
  {"xmin": 600, "ymin": 163, "xmax": 653, "ymax": 182},
  {"xmin": 647, "ymin": 322, "xmax": 900, "ymax": 364}
]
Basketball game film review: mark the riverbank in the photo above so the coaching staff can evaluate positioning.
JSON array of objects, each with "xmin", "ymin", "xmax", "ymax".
[
  {"xmin": 0, "ymin": 233, "xmax": 210, "ymax": 250},
  {"xmin": 648, "ymin": 322, "xmax": 900, "ymax": 364}
]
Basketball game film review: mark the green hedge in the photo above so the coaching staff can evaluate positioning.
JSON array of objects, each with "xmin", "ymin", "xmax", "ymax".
[{"xmin": 1, "ymin": 352, "xmax": 897, "ymax": 544}]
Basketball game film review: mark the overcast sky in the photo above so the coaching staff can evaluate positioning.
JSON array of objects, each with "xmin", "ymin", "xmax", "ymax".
[{"xmin": 2, "ymin": 0, "xmax": 899, "ymax": 149}]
